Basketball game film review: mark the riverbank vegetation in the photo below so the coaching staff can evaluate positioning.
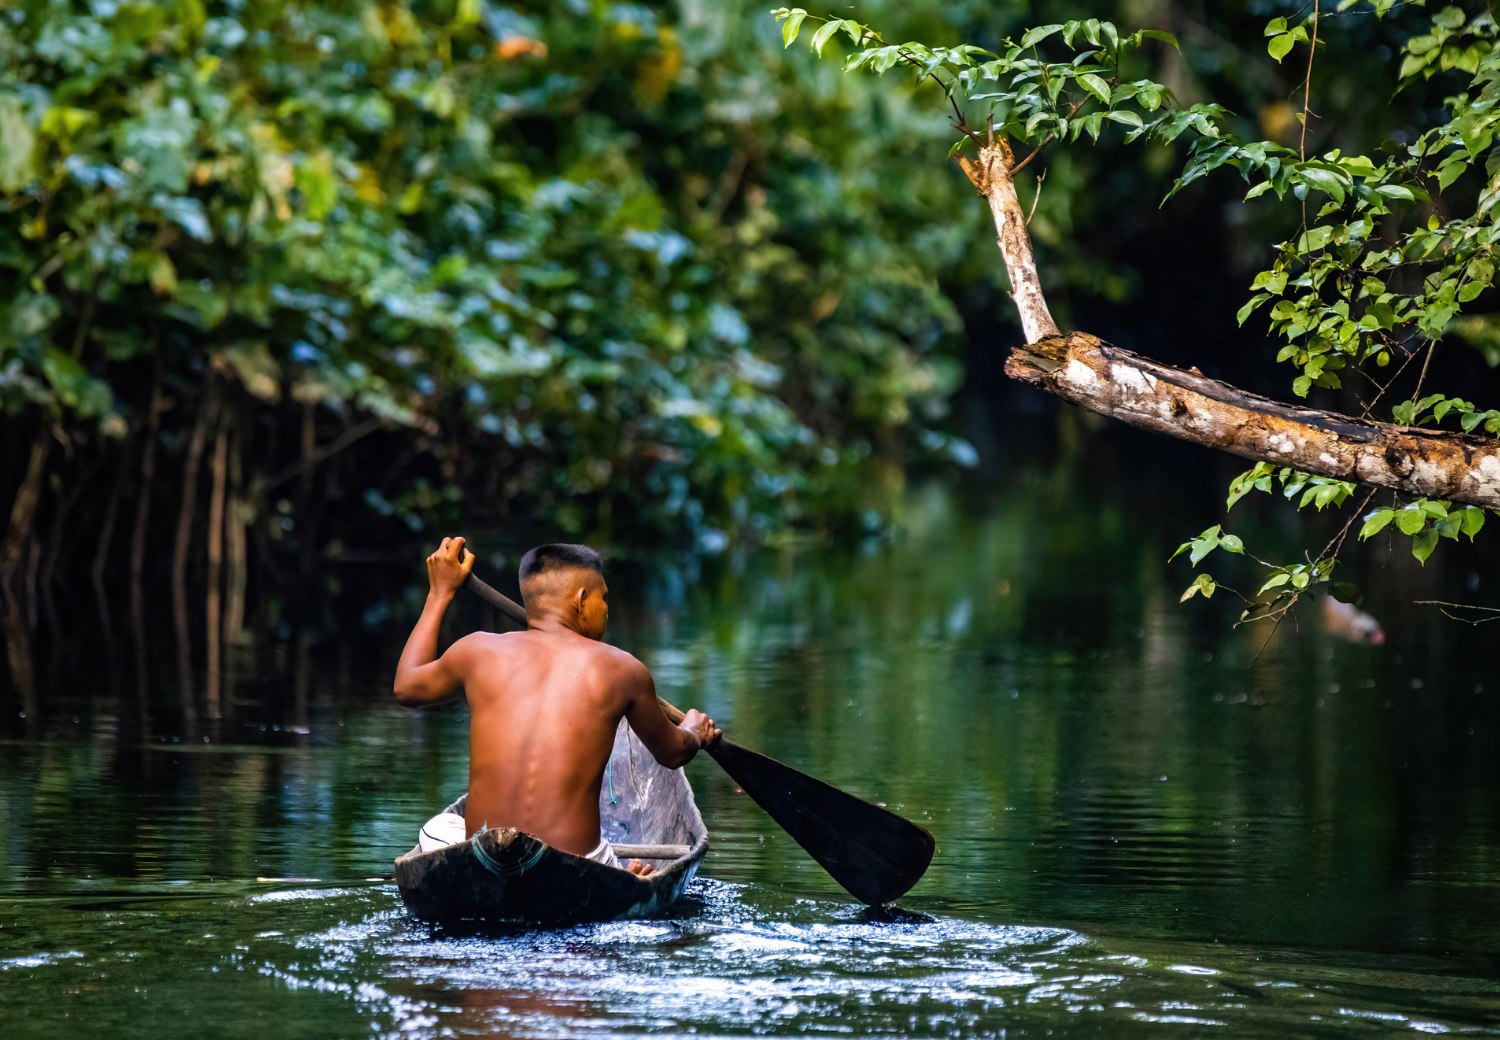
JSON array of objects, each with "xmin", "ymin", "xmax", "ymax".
[
  {"xmin": 3, "ymin": 0, "xmax": 1498, "ymax": 637},
  {"xmin": 0, "ymin": 0, "xmax": 989, "ymax": 616}
]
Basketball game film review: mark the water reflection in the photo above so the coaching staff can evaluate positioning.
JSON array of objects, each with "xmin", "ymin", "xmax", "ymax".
[{"xmin": 2, "ymin": 475, "xmax": 1500, "ymax": 1037}]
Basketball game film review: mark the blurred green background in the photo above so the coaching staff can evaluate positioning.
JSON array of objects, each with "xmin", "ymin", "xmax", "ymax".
[{"xmin": 0, "ymin": 0, "xmax": 1492, "ymax": 610}]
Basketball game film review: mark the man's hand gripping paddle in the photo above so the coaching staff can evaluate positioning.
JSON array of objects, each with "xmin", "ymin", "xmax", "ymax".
[{"xmin": 465, "ymin": 573, "xmax": 935, "ymax": 906}]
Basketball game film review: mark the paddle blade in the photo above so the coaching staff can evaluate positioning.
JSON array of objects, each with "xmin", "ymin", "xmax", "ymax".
[{"xmin": 708, "ymin": 737, "xmax": 934, "ymax": 906}]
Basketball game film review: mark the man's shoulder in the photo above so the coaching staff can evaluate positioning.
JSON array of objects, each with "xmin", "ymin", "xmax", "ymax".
[
  {"xmin": 453, "ymin": 629, "xmax": 527, "ymax": 650},
  {"xmin": 458, "ymin": 630, "xmax": 648, "ymax": 681},
  {"xmin": 447, "ymin": 629, "xmax": 532, "ymax": 662},
  {"xmin": 588, "ymin": 640, "xmax": 648, "ymax": 676}
]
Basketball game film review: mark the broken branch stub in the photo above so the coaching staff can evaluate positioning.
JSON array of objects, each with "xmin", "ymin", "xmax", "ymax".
[{"xmin": 958, "ymin": 142, "xmax": 1060, "ymax": 344}]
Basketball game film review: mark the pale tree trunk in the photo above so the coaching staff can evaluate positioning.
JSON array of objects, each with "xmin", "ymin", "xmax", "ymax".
[
  {"xmin": 963, "ymin": 141, "xmax": 1500, "ymax": 508},
  {"xmin": 205, "ymin": 413, "xmax": 228, "ymax": 718},
  {"xmin": 224, "ymin": 422, "xmax": 248, "ymax": 646}
]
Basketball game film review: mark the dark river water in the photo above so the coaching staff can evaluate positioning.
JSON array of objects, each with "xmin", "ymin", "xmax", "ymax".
[{"xmin": 3, "ymin": 453, "xmax": 1499, "ymax": 1037}]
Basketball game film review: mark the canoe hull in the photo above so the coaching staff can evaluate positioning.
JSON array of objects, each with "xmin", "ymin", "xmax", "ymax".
[
  {"xmin": 395, "ymin": 827, "xmax": 703, "ymax": 925},
  {"xmin": 395, "ymin": 720, "xmax": 708, "ymax": 926}
]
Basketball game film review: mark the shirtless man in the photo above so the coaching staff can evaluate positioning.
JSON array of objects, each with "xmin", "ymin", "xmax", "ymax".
[{"xmin": 392, "ymin": 537, "xmax": 720, "ymax": 875}]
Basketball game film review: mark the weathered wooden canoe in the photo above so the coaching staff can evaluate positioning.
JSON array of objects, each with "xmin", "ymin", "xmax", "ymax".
[{"xmin": 394, "ymin": 719, "xmax": 708, "ymax": 926}]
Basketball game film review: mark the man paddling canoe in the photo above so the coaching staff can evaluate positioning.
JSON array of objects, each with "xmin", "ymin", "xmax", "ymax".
[{"xmin": 393, "ymin": 538, "xmax": 721, "ymax": 876}]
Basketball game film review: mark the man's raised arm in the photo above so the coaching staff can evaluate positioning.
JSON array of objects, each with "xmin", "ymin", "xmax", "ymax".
[
  {"xmin": 621, "ymin": 659, "xmax": 721, "ymax": 769},
  {"xmin": 393, "ymin": 536, "xmax": 476, "ymax": 707}
]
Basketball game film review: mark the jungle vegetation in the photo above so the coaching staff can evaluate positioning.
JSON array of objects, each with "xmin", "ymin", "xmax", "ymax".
[
  {"xmin": 0, "ymin": 0, "xmax": 987, "ymax": 622},
  {"xmin": 2, "ymin": 0, "xmax": 1498, "ymax": 634}
]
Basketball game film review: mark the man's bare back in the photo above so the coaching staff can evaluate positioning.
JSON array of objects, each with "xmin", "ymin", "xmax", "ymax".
[
  {"xmin": 393, "ymin": 538, "xmax": 720, "ymax": 868},
  {"xmin": 445, "ymin": 628, "xmax": 670, "ymax": 854}
]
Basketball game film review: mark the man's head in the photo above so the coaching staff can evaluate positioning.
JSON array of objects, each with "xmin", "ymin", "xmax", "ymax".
[{"xmin": 518, "ymin": 543, "xmax": 608, "ymax": 639}]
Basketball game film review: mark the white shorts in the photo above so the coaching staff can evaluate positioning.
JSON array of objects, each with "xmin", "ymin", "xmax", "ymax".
[
  {"xmin": 584, "ymin": 838, "xmax": 621, "ymax": 869},
  {"xmin": 417, "ymin": 812, "xmax": 622, "ymax": 870}
]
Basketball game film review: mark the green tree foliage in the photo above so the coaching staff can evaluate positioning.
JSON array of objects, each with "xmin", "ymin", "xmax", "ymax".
[
  {"xmin": 776, "ymin": 2, "xmax": 1500, "ymax": 622},
  {"xmin": 0, "ymin": 0, "xmax": 985, "ymax": 594}
]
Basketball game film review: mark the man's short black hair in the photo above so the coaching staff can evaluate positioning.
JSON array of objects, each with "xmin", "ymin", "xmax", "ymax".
[{"xmin": 518, "ymin": 543, "xmax": 604, "ymax": 584}]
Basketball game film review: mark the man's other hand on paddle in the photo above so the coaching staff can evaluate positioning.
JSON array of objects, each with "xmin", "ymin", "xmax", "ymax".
[{"xmin": 679, "ymin": 709, "xmax": 722, "ymax": 749}]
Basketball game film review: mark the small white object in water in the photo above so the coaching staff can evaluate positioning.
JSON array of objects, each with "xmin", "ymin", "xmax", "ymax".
[{"xmin": 1320, "ymin": 597, "xmax": 1385, "ymax": 646}]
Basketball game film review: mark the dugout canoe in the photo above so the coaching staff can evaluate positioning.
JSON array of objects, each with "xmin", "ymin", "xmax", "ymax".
[{"xmin": 394, "ymin": 719, "xmax": 708, "ymax": 926}]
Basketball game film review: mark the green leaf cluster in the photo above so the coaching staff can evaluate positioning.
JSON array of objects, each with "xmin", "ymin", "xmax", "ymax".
[
  {"xmin": 1233, "ymin": 8, "xmax": 1500, "ymax": 411},
  {"xmin": 1264, "ymin": 16, "xmax": 1313, "ymax": 64},
  {"xmin": 1360, "ymin": 500, "xmax": 1489, "ymax": 563},
  {"xmin": 1226, "ymin": 463, "xmax": 1355, "ymax": 512},
  {"xmin": 1391, "ymin": 393, "xmax": 1500, "ymax": 434},
  {"xmin": 0, "ymin": 1, "xmax": 986, "ymax": 553},
  {"xmin": 1169, "ymin": 524, "xmax": 1245, "ymax": 566},
  {"xmin": 773, "ymin": 8, "xmax": 1201, "ymax": 153}
]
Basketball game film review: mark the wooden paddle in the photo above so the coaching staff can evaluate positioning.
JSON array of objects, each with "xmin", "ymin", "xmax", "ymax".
[{"xmin": 464, "ymin": 573, "xmax": 935, "ymax": 906}]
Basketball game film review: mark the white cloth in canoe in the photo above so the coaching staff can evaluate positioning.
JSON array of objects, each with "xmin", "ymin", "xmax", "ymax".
[{"xmin": 418, "ymin": 811, "xmax": 621, "ymax": 868}]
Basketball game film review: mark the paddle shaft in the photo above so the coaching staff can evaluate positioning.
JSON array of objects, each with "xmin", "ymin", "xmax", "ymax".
[{"xmin": 462, "ymin": 571, "xmax": 934, "ymax": 905}]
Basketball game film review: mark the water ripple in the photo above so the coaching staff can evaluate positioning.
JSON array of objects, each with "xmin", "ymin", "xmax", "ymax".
[{"xmin": 231, "ymin": 882, "xmax": 1500, "ymax": 1039}]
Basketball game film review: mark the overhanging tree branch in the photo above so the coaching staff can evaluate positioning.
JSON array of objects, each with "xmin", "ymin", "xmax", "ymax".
[
  {"xmin": 1008, "ymin": 332, "xmax": 1500, "ymax": 509},
  {"xmin": 964, "ymin": 142, "xmax": 1500, "ymax": 510}
]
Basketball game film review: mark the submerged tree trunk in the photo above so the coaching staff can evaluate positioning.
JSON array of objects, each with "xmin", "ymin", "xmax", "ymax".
[
  {"xmin": 130, "ymin": 365, "xmax": 165, "ymax": 615},
  {"xmin": 93, "ymin": 440, "xmax": 128, "ymax": 592},
  {"xmin": 962, "ymin": 141, "xmax": 1500, "ymax": 507},
  {"xmin": 205, "ymin": 412, "xmax": 228, "ymax": 718},
  {"xmin": 172, "ymin": 380, "xmax": 215, "ymax": 706},
  {"xmin": 0, "ymin": 432, "xmax": 52, "ymax": 595},
  {"xmin": 172, "ymin": 397, "xmax": 211, "ymax": 617},
  {"xmin": 1, "ymin": 601, "xmax": 37, "ymax": 734},
  {"xmin": 224, "ymin": 422, "xmax": 248, "ymax": 646},
  {"xmin": 40, "ymin": 452, "xmax": 99, "ymax": 591}
]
